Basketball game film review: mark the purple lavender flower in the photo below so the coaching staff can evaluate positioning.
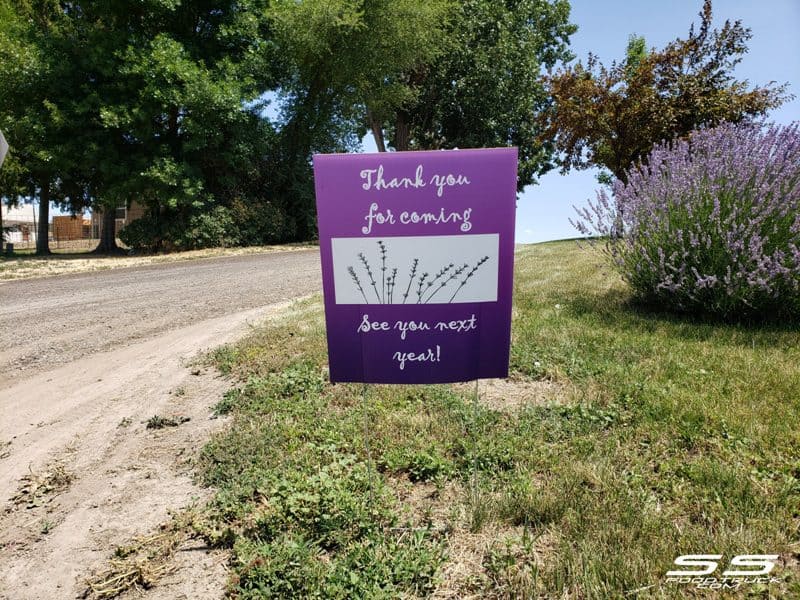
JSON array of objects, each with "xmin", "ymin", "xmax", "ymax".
[{"xmin": 574, "ymin": 121, "xmax": 800, "ymax": 318}]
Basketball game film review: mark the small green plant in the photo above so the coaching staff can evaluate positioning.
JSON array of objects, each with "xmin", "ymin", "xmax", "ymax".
[
  {"xmin": 40, "ymin": 520, "xmax": 55, "ymax": 535},
  {"xmin": 382, "ymin": 447, "xmax": 454, "ymax": 482},
  {"xmin": 212, "ymin": 388, "xmax": 241, "ymax": 416},
  {"xmin": 145, "ymin": 415, "xmax": 190, "ymax": 429},
  {"xmin": 482, "ymin": 535, "xmax": 539, "ymax": 599}
]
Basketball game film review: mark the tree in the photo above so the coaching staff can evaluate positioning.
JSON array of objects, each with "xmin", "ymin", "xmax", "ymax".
[
  {"xmin": 398, "ymin": 0, "xmax": 576, "ymax": 188},
  {"xmin": 266, "ymin": 0, "xmax": 455, "ymax": 236},
  {"xmin": 0, "ymin": 0, "xmax": 80, "ymax": 255},
  {"xmin": 540, "ymin": 0, "xmax": 789, "ymax": 182},
  {"xmin": 63, "ymin": 0, "xmax": 279, "ymax": 252},
  {"xmin": 270, "ymin": 0, "xmax": 576, "ymax": 191},
  {"xmin": 1, "ymin": 1, "xmax": 284, "ymax": 253}
]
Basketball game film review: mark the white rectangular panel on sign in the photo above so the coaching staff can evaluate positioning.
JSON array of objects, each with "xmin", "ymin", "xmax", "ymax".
[{"xmin": 331, "ymin": 234, "xmax": 499, "ymax": 305}]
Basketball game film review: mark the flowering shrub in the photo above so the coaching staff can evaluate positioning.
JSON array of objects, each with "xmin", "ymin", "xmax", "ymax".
[{"xmin": 573, "ymin": 121, "xmax": 800, "ymax": 318}]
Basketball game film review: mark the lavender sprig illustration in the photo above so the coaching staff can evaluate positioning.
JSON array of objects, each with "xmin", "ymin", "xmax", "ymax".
[
  {"xmin": 423, "ymin": 263, "xmax": 469, "ymax": 303},
  {"xmin": 448, "ymin": 255, "xmax": 490, "ymax": 302},
  {"xmin": 348, "ymin": 241, "xmax": 492, "ymax": 304},
  {"xmin": 402, "ymin": 258, "xmax": 419, "ymax": 304},
  {"xmin": 378, "ymin": 240, "xmax": 387, "ymax": 303},
  {"xmin": 419, "ymin": 263, "xmax": 454, "ymax": 302},
  {"xmin": 358, "ymin": 251, "xmax": 382, "ymax": 303},
  {"xmin": 347, "ymin": 266, "xmax": 369, "ymax": 304},
  {"xmin": 387, "ymin": 267, "xmax": 398, "ymax": 303},
  {"xmin": 415, "ymin": 272, "xmax": 430, "ymax": 303}
]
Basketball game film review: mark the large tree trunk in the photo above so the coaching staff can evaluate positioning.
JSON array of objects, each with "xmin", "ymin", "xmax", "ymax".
[
  {"xmin": 367, "ymin": 108, "xmax": 387, "ymax": 152},
  {"xmin": 94, "ymin": 205, "xmax": 120, "ymax": 253},
  {"xmin": 35, "ymin": 182, "xmax": 51, "ymax": 255},
  {"xmin": 394, "ymin": 110, "xmax": 411, "ymax": 151}
]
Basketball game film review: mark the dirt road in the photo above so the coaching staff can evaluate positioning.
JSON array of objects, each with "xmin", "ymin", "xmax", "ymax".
[
  {"xmin": 0, "ymin": 249, "xmax": 321, "ymax": 388},
  {"xmin": 0, "ymin": 249, "xmax": 321, "ymax": 599}
]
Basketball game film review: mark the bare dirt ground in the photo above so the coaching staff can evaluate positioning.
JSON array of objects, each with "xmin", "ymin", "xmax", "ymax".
[{"xmin": 0, "ymin": 249, "xmax": 321, "ymax": 599}]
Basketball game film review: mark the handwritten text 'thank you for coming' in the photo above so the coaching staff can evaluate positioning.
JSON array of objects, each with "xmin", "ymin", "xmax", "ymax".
[{"xmin": 360, "ymin": 164, "xmax": 473, "ymax": 235}]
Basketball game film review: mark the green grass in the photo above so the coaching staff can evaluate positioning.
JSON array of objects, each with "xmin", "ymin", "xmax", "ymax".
[{"xmin": 197, "ymin": 241, "xmax": 800, "ymax": 598}]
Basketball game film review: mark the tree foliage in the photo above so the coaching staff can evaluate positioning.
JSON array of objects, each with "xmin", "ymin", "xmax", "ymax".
[
  {"xmin": 0, "ymin": 0, "xmax": 82, "ymax": 253},
  {"xmin": 1, "ymin": 0, "xmax": 286, "ymax": 252},
  {"xmin": 269, "ymin": 0, "xmax": 576, "ymax": 190},
  {"xmin": 1, "ymin": 0, "xmax": 580, "ymax": 250},
  {"xmin": 403, "ymin": 0, "xmax": 576, "ymax": 189},
  {"xmin": 67, "ymin": 0, "xmax": 279, "ymax": 251},
  {"xmin": 541, "ymin": 0, "xmax": 789, "ymax": 181},
  {"xmin": 265, "ymin": 0, "xmax": 456, "ymax": 236}
]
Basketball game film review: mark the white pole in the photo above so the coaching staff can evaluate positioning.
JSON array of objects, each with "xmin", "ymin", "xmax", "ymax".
[
  {"xmin": 0, "ymin": 129, "xmax": 8, "ymax": 169},
  {"xmin": 0, "ymin": 129, "xmax": 7, "ymax": 251}
]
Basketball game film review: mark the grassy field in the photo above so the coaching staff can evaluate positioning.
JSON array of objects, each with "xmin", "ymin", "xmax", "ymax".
[{"xmin": 197, "ymin": 240, "xmax": 799, "ymax": 598}]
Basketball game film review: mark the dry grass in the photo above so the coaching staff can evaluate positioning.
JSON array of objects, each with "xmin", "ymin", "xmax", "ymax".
[
  {"xmin": 9, "ymin": 463, "xmax": 73, "ymax": 510},
  {"xmin": 453, "ymin": 377, "xmax": 569, "ymax": 412},
  {"xmin": 0, "ymin": 243, "xmax": 315, "ymax": 281},
  {"xmin": 385, "ymin": 473, "xmax": 559, "ymax": 600},
  {"xmin": 82, "ymin": 516, "xmax": 193, "ymax": 599},
  {"xmin": 389, "ymin": 474, "xmax": 461, "ymax": 533}
]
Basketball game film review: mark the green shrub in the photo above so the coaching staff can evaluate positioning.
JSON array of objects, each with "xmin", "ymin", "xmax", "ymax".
[
  {"xmin": 230, "ymin": 197, "xmax": 297, "ymax": 245},
  {"xmin": 118, "ymin": 215, "xmax": 163, "ymax": 252},
  {"xmin": 176, "ymin": 205, "xmax": 238, "ymax": 249}
]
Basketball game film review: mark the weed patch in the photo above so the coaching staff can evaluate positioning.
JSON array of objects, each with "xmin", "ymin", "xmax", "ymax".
[
  {"xmin": 145, "ymin": 415, "xmax": 191, "ymax": 429},
  {"xmin": 82, "ymin": 517, "xmax": 191, "ymax": 599},
  {"xmin": 9, "ymin": 464, "xmax": 73, "ymax": 510}
]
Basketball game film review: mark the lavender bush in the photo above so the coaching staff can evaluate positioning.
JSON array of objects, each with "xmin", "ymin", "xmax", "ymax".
[{"xmin": 573, "ymin": 121, "xmax": 800, "ymax": 318}]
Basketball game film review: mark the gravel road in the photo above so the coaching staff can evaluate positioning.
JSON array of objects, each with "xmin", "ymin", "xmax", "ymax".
[{"xmin": 0, "ymin": 249, "xmax": 321, "ymax": 389}]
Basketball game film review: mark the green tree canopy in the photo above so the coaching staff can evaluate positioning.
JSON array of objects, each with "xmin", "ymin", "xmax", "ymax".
[
  {"xmin": 0, "ymin": 0, "xmax": 89, "ymax": 253},
  {"xmin": 401, "ymin": 0, "xmax": 576, "ymax": 189},
  {"xmin": 66, "ymin": 0, "xmax": 280, "ymax": 250},
  {"xmin": 1, "ymin": 0, "xmax": 285, "ymax": 252},
  {"xmin": 269, "ymin": 0, "xmax": 576, "ymax": 190}
]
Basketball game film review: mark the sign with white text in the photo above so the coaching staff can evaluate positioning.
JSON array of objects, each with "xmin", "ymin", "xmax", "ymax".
[{"xmin": 313, "ymin": 148, "xmax": 517, "ymax": 384}]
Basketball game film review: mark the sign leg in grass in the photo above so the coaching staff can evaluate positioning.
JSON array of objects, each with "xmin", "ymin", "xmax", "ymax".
[
  {"xmin": 469, "ymin": 378, "xmax": 481, "ymax": 530},
  {"xmin": 361, "ymin": 383, "xmax": 376, "ymax": 510}
]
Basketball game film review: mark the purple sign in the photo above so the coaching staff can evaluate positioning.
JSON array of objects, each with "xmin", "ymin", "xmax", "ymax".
[{"xmin": 313, "ymin": 148, "xmax": 517, "ymax": 384}]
